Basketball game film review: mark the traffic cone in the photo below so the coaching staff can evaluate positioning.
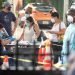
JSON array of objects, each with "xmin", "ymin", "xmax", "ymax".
[
  {"xmin": 1, "ymin": 55, "xmax": 9, "ymax": 70},
  {"xmin": 38, "ymin": 37, "xmax": 45, "ymax": 64},
  {"xmin": 43, "ymin": 40, "xmax": 52, "ymax": 71},
  {"xmin": 38, "ymin": 46, "xmax": 45, "ymax": 63}
]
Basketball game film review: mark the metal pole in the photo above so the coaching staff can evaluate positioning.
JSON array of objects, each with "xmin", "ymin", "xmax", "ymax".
[
  {"xmin": 63, "ymin": 0, "xmax": 69, "ymax": 23},
  {"xmin": 15, "ymin": 40, "xmax": 19, "ymax": 70},
  {"xmin": 32, "ymin": 40, "xmax": 36, "ymax": 70}
]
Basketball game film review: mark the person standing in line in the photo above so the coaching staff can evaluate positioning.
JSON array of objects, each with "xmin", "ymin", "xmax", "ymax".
[
  {"xmin": 0, "ymin": 23, "xmax": 15, "ymax": 67},
  {"xmin": 19, "ymin": 7, "xmax": 32, "ymax": 28},
  {"xmin": 47, "ymin": 12, "xmax": 66, "ymax": 64},
  {"xmin": 61, "ymin": 9, "xmax": 75, "ymax": 66},
  {"xmin": 18, "ymin": 7, "xmax": 32, "ymax": 40},
  {"xmin": 0, "ymin": 2, "xmax": 17, "ymax": 37}
]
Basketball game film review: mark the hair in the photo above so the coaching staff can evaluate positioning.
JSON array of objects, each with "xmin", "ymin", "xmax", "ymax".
[
  {"xmin": 68, "ymin": 9, "xmax": 75, "ymax": 16},
  {"xmin": 0, "ymin": 23, "xmax": 3, "ymax": 29},
  {"xmin": 26, "ymin": 16, "xmax": 34, "ymax": 24},
  {"xmin": 68, "ymin": 9, "xmax": 75, "ymax": 22},
  {"xmin": 25, "ymin": 7, "xmax": 32, "ymax": 14},
  {"xmin": 51, "ymin": 12, "xmax": 59, "ymax": 18}
]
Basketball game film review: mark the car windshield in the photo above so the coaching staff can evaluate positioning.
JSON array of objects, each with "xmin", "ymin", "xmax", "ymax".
[
  {"xmin": 32, "ymin": 3, "xmax": 53, "ymax": 12},
  {"xmin": 36, "ymin": 6, "xmax": 52, "ymax": 12}
]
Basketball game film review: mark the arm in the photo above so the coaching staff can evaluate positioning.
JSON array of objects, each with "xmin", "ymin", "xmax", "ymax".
[
  {"xmin": 48, "ymin": 22, "xmax": 66, "ymax": 35},
  {"xmin": 48, "ymin": 28, "xmax": 66, "ymax": 35},
  {"xmin": 19, "ymin": 16, "xmax": 26, "ymax": 28},
  {"xmin": 33, "ymin": 23, "xmax": 41, "ymax": 38},
  {"xmin": 1, "ymin": 39, "xmax": 11, "ymax": 45},
  {"xmin": 11, "ymin": 13, "xmax": 17, "ymax": 35},
  {"xmin": 12, "ymin": 19, "xmax": 17, "ymax": 35}
]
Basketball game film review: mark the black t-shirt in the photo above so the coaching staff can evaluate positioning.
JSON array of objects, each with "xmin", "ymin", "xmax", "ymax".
[{"xmin": 0, "ymin": 11, "xmax": 16, "ymax": 36}]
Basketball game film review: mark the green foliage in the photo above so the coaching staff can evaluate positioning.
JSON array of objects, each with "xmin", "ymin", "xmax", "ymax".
[
  {"xmin": 26, "ymin": 0, "xmax": 36, "ymax": 4},
  {"xmin": 0, "ymin": 0, "xmax": 6, "ymax": 10}
]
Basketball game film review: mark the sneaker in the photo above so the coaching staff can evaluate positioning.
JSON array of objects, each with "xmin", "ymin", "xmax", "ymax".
[{"xmin": 53, "ymin": 62, "xmax": 63, "ymax": 69}]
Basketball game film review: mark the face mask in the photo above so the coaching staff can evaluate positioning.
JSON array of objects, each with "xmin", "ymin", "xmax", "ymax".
[
  {"xmin": 7, "ymin": 7, "xmax": 11, "ymax": 11},
  {"xmin": 67, "ymin": 15, "xmax": 73, "ymax": 23},
  {"xmin": 51, "ymin": 18, "xmax": 55, "ymax": 23},
  {"xmin": 25, "ymin": 14, "xmax": 30, "ymax": 18},
  {"xmin": 26, "ymin": 22, "xmax": 30, "ymax": 27}
]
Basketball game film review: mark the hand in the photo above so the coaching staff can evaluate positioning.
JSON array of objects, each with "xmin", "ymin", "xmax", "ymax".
[{"xmin": 2, "ymin": 39, "xmax": 11, "ymax": 45}]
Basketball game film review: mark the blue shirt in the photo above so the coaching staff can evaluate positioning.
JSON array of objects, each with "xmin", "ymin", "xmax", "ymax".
[
  {"xmin": 62, "ymin": 23, "xmax": 75, "ymax": 53},
  {"xmin": 62, "ymin": 23, "xmax": 75, "ymax": 64},
  {"xmin": 0, "ymin": 11, "xmax": 16, "ymax": 36}
]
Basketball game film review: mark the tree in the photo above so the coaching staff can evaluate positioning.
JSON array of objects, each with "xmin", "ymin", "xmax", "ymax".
[
  {"xmin": 0, "ymin": 0, "xmax": 6, "ymax": 10},
  {"xmin": 26, "ymin": 0, "xmax": 36, "ymax": 4}
]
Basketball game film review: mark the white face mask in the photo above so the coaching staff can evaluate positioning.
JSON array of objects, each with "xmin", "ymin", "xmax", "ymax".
[
  {"xmin": 51, "ymin": 18, "xmax": 55, "ymax": 23},
  {"xmin": 67, "ymin": 15, "xmax": 73, "ymax": 23}
]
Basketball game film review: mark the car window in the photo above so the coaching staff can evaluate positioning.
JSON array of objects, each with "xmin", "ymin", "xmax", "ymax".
[
  {"xmin": 35, "ymin": 6, "xmax": 52, "ymax": 12},
  {"xmin": 32, "ymin": 3, "xmax": 50, "ymax": 6},
  {"xmin": 32, "ymin": 3, "xmax": 53, "ymax": 12}
]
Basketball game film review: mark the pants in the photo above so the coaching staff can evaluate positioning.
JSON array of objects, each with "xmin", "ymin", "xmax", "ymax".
[{"xmin": 51, "ymin": 42, "xmax": 62, "ymax": 64}]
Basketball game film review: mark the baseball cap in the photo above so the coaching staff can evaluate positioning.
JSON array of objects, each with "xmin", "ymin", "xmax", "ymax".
[{"xmin": 2, "ymin": 2, "xmax": 12, "ymax": 8}]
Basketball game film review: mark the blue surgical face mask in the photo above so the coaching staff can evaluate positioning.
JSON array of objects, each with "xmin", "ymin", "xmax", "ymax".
[
  {"xmin": 26, "ymin": 21, "xmax": 30, "ymax": 27},
  {"xmin": 25, "ymin": 14, "xmax": 30, "ymax": 18}
]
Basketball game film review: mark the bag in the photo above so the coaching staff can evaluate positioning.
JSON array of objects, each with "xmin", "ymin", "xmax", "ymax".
[
  {"xmin": 58, "ymin": 35, "xmax": 64, "ymax": 43},
  {"xmin": 58, "ymin": 22, "xmax": 64, "ymax": 43},
  {"xmin": 37, "ymin": 31, "xmax": 47, "ymax": 42}
]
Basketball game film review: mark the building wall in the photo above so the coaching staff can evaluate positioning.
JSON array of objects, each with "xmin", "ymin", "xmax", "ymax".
[{"xmin": 63, "ymin": 0, "xmax": 69, "ymax": 23}]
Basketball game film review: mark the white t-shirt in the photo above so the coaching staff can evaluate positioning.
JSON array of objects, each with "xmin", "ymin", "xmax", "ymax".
[
  {"xmin": 24, "ymin": 26, "xmax": 35, "ymax": 42},
  {"xmin": 50, "ymin": 22, "xmax": 66, "ymax": 42}
]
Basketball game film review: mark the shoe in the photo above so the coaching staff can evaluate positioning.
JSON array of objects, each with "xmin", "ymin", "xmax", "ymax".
[
  {"xmin": 53, "ymin": 62, "xmax": 63, "ymax": 69},
  {"xmin": 53, "ymin": 59, "xmax": 63, "ymax": 69},
  {"xmin": 53, "ymin": 63, "xmax": 67, "ymax": 71}
]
